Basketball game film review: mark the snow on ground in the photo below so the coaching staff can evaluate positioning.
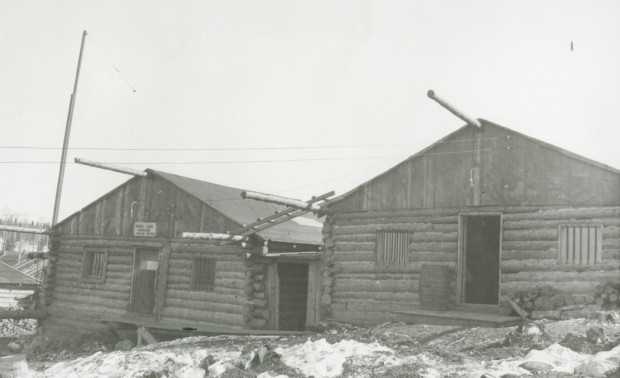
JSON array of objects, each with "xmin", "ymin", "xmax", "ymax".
[
  {"xmin": 275, "ymin": 338, "xmax": 392, "ymax": 377},
  {"xmin": 32, "ymin": 338, "xmax": 241, "ymax": 378}
]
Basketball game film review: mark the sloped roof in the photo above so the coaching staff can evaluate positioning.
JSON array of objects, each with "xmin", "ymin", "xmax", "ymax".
[
  {"xmin": 148, "ymin": 170, "xmax": 323, "ymax": 245},
  {"xmin": 0, "ymin": 260, "xmax": 37, "ymax": 286}
]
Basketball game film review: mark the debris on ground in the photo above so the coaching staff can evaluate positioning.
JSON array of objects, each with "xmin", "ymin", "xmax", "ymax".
[{"xmin": 0, "ymin": 310, "xmax": 618, "ymax": 377}]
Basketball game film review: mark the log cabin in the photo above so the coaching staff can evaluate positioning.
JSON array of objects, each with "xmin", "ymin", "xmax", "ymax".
[
  {"xmin": 319, "ymin": 119, "xmax": 620, "ymax": 325},
  {"xmin": 40, "ymin": 169, "xmax": 324, "ymax": 335}
]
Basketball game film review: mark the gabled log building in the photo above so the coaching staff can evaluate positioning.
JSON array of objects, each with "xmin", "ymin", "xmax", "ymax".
[
  {"xmin": 320, "ymin": 120, "xmax": 620, "ymax": 324},
  {"xmin": 41, "ymin": 170, "xmax": 323, "ymax": 334}
]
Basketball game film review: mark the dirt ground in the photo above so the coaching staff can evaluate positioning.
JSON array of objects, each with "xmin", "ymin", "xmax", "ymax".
[{"xmin": 2, "ymin": 314, "xmax": 620, "ymax": 377}]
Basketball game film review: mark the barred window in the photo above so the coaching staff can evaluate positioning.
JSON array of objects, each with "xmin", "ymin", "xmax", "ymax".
[
  {"xmin": 377, "ymin": 231, "xmax": 409, "ymax": 266},
  {"xmin": 81, "ymin": 249, "xmax": 108, "ymax": 283},
  {"xmin": 559, "ymin": 225, "xmax": 602, "ymax": 265},
  {"xmin": 191, "ymin": 257, "xmax": 216, "ymax": 291}
]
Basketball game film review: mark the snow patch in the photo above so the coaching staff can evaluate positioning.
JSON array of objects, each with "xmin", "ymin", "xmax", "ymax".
[
  {"xmin": 275, "ymin": 338, "xmax": 391, "ymax": 377},
  {"xmin": 291, "ymin": 217, "xmax": 322, "ymax": 228}
]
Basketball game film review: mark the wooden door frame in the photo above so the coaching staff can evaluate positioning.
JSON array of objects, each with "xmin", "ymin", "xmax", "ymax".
[
  {"xmin": 266, "ymin": 259, "xmax": 321, "ymax": 330},
  {"xmin": 457, "ymin": 212, "xmax": 503, "ymax": 306},
  {"xmin": 129, "ymin": 245, "xmax": 162, "ymax": 316}
]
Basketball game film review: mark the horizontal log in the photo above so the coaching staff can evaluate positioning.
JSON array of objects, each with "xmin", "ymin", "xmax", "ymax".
[
  {"xmin": 332, "ymin": 208, "xmax": 459, "ymax": 220},
  {"xmin": 603, "ymin": 249, "xmax": 620, "ymax": 260},
  {"xmin": 330, "ymin": 301, "xmax": 418, "ymax": 312},
  {"xmin": 336, "ymin": 272, "xmax": 421, "ymax": 281},
  {"xmin": 501, "ymin": 281, "xmax": 602, "ymax": 295},
  {"xmin": 168, "ymin": 259, "xmax": 245, "ymax": 271},
  {"xmin": 164, "ymin": 298, "xmax": 242, "ymax": 314},
  {"xmin": 0, "ymin": 309, "xmax": 46, "ymax": 319},
  {"xmin": 165, "ymin": 289, "xmax": 245, "ymax": 306},
  {"xmin": 335, "ymin": 215, "xmax": 458, "ymax": 226},
  {"xmin": 60, "ymin": 235, "xmax": 166, "ymax": 246},
  {"xmin": 332, "ymin": 291, "xmax": 419, "ymax": 302},
  {"xmin": 333, "ymin": 251, "xmax": 376, "ymax": 263},
  {"xmin": 161, "ymin": 307, "xmax": 243, "ymax": 327},
  {"xmin": 503, "ymin": 207, "xmax": 620, "ymax": 221},
  {"xmin": 333, "ymin": 233, "xmax": 376, "ymax": 243},
  {"xmin": 603, "ymin": 239, "xmax": 620, "ymax": 249},
  {"xmin": 167, "ymin": 268, "xmax": 245, "ymax": 281},
  {"xmin": 170, "ymin": 252, "xmax": 243, "ymax": 261},
  {"xmin": 334, "ymin": 278, "xmax": 419, "ymax": 292},
  {"xmin": 411, "ymin": 232, "xmax": 458, "ymax": 243},
  {"xmin": 333, "ymin": 223, "xmax": 455, "ymax": 236},
  {"xmin": 159, "ymin": 315, "xmax": 245, "ymax": 330},
  {"xmin": 503, "ymin": 229, "xmax": 558, "ymax": 241},
  {"xmin": 53, "ymin": 283, "xmax": 128, "ymax": 297},
  {"xmin": 504, "ymin": 219, "xmax": 620, "ymax": 230},
  {"xmin": 502, "ymin": 259, "xmax": 620, "ymax": 273},
  {"xmin": 410, "ymin": 242, "xmax": 457, "ymax": 253},
  {"xmin": 54, "ymin": 276, "xmax": 129, "ymax": 287},
  {"xmin": 410, "ymin": 252, "xmax": 456, "ymax": 263},
  {"xmin": 502, "ymin": 270, "xmax": 620, "ymax": 283},
  {"xmin": 164, "ymin": 282, "xmax": 246, "ymax": 294},
  {"xmin": 166, "ymin": 277, "xmax": 246, "ymax": 290},
  {"xmin": 48, "ymin": 302, "xmax": 125, "ymax": 319},
  {"xmin": 334, "ymin": 241, "xmax": 375, "ymax": 252},
  {"xmin": 502, "ymin": 249, "xmax": 558, "ymax": 260},
  {"xmin": 52, "ymin": 293, "xmax": 127, "ymax": 309},
  {"xmin": 501, "ymin": 240, "xmax": 557, "ymax": 250},
  {"xmin": 333, "ymin": 261, "xmax": 454, "ymax": 274}
]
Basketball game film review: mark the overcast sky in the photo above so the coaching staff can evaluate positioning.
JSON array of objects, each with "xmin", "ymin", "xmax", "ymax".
[{"xmin": 2, "ymin": 1, "xmax": 620, "ymax": 223}]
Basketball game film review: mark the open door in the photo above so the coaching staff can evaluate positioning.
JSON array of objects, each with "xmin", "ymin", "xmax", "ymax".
[
  {"xmin": 129, "ymin": 248, "xmax": 159, "ymax": 315},
  {"xmin": 460, "ymin": 215, "xmax": 501, "ymax": 305},
  {"xmin": 266, "ymin": 260, "xmax": 321, "ymax": 331},
  {"xmin": 277, "ymin": 263, "xmax": 308, "ymax": 331}
]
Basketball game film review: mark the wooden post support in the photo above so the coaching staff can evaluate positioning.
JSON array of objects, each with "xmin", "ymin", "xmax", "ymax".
[{"xmin": 137, "ymin": 326, "xmax": 158, "ymax": 345}]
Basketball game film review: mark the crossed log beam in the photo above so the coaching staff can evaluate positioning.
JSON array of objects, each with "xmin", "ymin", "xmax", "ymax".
[{"xmin": 181, "ymin": 191, "xmax": 334, "ymax": 242}]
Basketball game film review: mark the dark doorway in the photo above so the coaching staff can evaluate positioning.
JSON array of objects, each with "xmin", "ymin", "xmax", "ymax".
[
  {"xmin": 277, "ymin": 263, "xmax": 308, "ymax": 331},
  {"xmin": 462, "ymin": 215, "xmax": 500, "ymax": 305},
  {"xmin": 129, "ymin": 248, "xmax": 159, "ymax": 315}
]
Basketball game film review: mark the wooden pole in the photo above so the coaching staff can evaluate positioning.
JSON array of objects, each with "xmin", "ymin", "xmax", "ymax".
[
  {"xmin": 52, "ymin": 30, "xmax": 87, "ymax": 226},
  {"xmin": 241, "ymin": 190, "xmax": 334, "ymax": 213},
  {"xmin": 0, "ymin": 225, "xmax": 50, "ymax": 235},
  {"xmin": 75, "ymin": 157, "xmax": 148, "ymax": 177},
  {"xmin": 181, "ymin": 232, "xmax": 249, "ymax": 242},
  {"xmin": 427, "ymin": 90, "xmax": 481, "ymax": 128}
]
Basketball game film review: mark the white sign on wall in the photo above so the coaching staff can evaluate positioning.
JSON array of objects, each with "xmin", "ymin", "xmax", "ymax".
[{"xmin": 134, "ymin": 222, "xmax": 157, "ymax": 237}]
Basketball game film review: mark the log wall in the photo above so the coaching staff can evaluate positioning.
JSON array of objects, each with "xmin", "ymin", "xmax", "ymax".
[
  {"xmin": 40, "ymin": 235, "xmax": 253, "ymax": 335},
  {"xmin": 321, "ymin": 206, "xmax": 620, "ymax": 325}
]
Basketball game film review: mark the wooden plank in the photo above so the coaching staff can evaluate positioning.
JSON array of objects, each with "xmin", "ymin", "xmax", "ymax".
[
  {"xmin": 596, "ymin": 226, "xmax": 603, "ymax": 263},
  {"xmin": 154, "ymin": 242, "xmax": 171, "ymax": 321},
  {"xmin": 266, "ymin": 264, "xmax": 278, "ymax": 330},
  {"xmin": 574, "ymin": 226, "xmax": 581, "ymax": 265},
  {"xmin": 305, "ymin": 261, "xmax": 320, "ymax": 327},
  {"xmin": 140, "ymin": 326, "xmax": 158, "ymax": 345}
]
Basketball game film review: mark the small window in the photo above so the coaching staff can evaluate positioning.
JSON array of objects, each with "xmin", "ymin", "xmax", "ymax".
[
  {"xmin": 81, "ymin": 249, "xmax": 108, "ymax": 283},
  {"xmin": 559, "ymin": 225, "xmax": 602, "ymax": 265},
  {"xmin": 377, "ymin": 231, "xmax": 409, "ymax": 266},
  {"xmin": 191, "ymin": 257, "xmax": 216, "ymax": 291}
]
